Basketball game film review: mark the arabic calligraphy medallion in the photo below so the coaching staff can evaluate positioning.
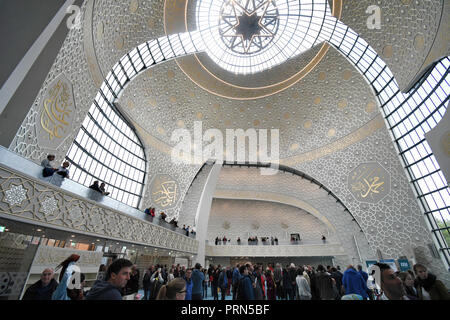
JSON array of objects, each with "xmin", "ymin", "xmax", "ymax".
[
  {"xmin": 36, "ymin": 74, "xmax": 76, "ymax": 149},
  {"xmin": 150, "ymin": 174, "xmax": 180, "ymax": 209},
  {"xmin": 348, "ymin": 162, "xmax": 391, "ymax": 204}
]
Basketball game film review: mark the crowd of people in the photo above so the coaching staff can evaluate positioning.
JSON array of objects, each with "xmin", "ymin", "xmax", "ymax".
[
  {"xmin": 23, "ymin": 254, "xmax": 449, "ymax": 301},
  {"xmin": 213, "ymin": 235, "xmax": 329, "ymax": 246}
]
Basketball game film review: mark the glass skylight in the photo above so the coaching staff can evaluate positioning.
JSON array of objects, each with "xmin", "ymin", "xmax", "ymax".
[{"xmin": 196, "ymin": 0, "xmax": 332, "ymax": 74}]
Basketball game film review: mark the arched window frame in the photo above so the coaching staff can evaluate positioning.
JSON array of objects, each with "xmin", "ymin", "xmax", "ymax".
[{"xmin": 66, "ymin": 101, "xmax": 147, "ymax": 208}]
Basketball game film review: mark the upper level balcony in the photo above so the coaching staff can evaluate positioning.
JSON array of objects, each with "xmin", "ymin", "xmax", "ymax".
[{"xmin": 0, "ymin": 146, "xmax": 198, "ymax": 254}]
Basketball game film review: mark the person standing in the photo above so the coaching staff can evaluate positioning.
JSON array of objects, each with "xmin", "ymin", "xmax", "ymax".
[
  {"xmin": 236, "ymin": 266, "xmax": 255, "ymax": 300},
  {"xmin": 86, "ymin": 258, "xmax": 133, "ymax": 300},
  {"xmin": 142, "ymin": 268, "xmax": 152, "ymax": 300},
  {"xmin": 413, "ymin": 264, "xmax": 449, "ymax": 300},
  {"xmin": 149, "ymin": 267, "xmax": 165, "ymax": 300},
  {"xmin": 296, "ymin": 267, "xmax": 312, "ymax": 300},
  {"xmin": 398, "ymin": 272, "xmax": 419, "ymax": 300},
  {"xmin": 375, "ymin": 263, "xmax": 409, "ymax": 300},
  {"xmin": 156, "ymin": 278, "xmax": 187, "ymax": 300},
  {"xmin": 212, "ymin": 267, "xmax": 220, "ymax": 300},
  {"xmin": 123, "ymin": 265, "xmax": 139, "ymax": 300},
  {"xmin": 218, "ymin": 267, "xmax": 228, "ymax": 300},
  {"xmin": 273, "ymin": 263, "xmax": 283, "ymax": 300},
  {"xmin": 330, "ymin": 267, "xmax": 343, "ymax": 298},
  {"xmin": 315, "ymin": 265, "xmax": 335, "ymax": 300},
  {"xmin": 232, "ymin": 264, "xmax": 241, "ymax": 300},
  {"xmin": 226, "ymin": 266, "xmax": 232, "ymax": 296},
  {"xmin": 22, "ymin": 268, "xmax": 58, "ymax": 300},
  {"xmin": 282, "ymin": 266, "xmax": 293, "ymax": 300},
  {"xmin": 255, "ymin": 265, "xmax": 266, "ymax": 300},
  {"xmin": 342, "ymin": 265, "xmax": 368, "ymax": 299},
  {"xmin": 183, "ymin": 269, "xmax": 193, "ymax": 300},
  {"xmin": 191, "ymin": 263, "xmax": 205, "ymax": 300},
  {"xmin": 203, "ymin": 269, "xmax": 209, "ymax": 299},
  {"xmin": 265, "ymin": 270, "xmax": 276, "ymax": 300}
]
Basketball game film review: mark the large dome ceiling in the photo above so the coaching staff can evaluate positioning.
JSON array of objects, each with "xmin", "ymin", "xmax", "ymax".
[{"xmin": 87, "ymin": 0, "xmax": 446, "ymax": 163}]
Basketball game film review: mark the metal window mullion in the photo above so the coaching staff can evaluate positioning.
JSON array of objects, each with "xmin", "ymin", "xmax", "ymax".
[
  {"xmin": 91, "ymin": 101, "xmax": 145, "ymax": 160},
  {"xmin": 118, "ymin": 61, "xmax": 130, "ymax": 82},
  {"xmin": 402, "ymin": 148, "xmax": 433, "ymax": 169},
  {"xmin": 156, "ymin": 38, "xmax": 166, "ymax": 61},
  {"xmin": 145, "ymin": 42, "xmax": 156, "ymax": 65},
  {"xmin": 80, "ymin": 126, "xmax": 146, "ymax": 173},
  {"xmin": 66, "ymin": 157, "xmax": 142, "ymax": 197},
  {"xmin": 410, "ymin": 168, "xmax": 442, "ymax": 183},
  {"xmin": 127, "ymin": 53, "xmax": 138, "ymax": 75},
  {"xmin": 417, "ymin": 185, "xmax": 449, "ymax": 199},
  {"xmin": 389, "ymin": 72, "xmax": 449, "ymax": 125},
  {"xmin": 135, "ymin": 46, "xmax": 146, "ymax": 70},
  {"xmin": 72, "ymin": 141, "xmax": 144, "ymax": 190},
  {"xmin": 87, "ymin": 110, "xmax": 146, "ymax": 162}
]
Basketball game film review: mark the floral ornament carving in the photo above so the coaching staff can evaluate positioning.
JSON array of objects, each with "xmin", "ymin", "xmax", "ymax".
[
  {"xmin": 106, "ymin": 216, "xmax": 122, "ymax": 237},
  {"xmin": 67, "ymin": 205, "xmax": 86, "ymax": 227},
  {"xmin": 3, "ymin": 185, "xmax": 27, "ymax": 206},
  {"xmin": 40, "ymin": 197, "xmax": 58, "ymax": 217},
  {"xmin": 86, "ymin": 209, "xmax": 104, "ymax": 233}
]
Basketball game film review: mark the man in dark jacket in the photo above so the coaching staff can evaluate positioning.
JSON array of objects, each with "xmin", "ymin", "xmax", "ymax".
[
  {"xmin": 282, "ymin": 266, "xmax": 293, "ymax": 300},
  {"xmin": 226, "ymin": 266, "xmax": 233, "ymax": 296},
  {"xmin": 273, "ymin": 263, "xmax": 283, "ymax": 300},
  {"xmin": 22, "ymin": 268, "xmax": 58, "ymax": 300},
  {"xmin": 191, "ymin": 263, "xmax": 205, "ymax": 300},
  {"xmin": 142, "ymin": 268, "xmax": 152, "ymax": 300},
  {"xmin": 237, "ymin": 265, "xmax": 255, "ymax": 300},
  {"xmin": 246, "ymin": 263, "xmax": 263, "ymax": 300},
  {"xmin": 218, "ymin": 267, "xmax": 228, "ymax": 300},
  {"xmin": 330, "ymin": 267, "xmax": 343, "ymax": 298},
  {"xmin": 315, "ymin": 265, "xmax": 335, "ymax": 300},
  {"xmin": 124, "ymin": 265, "xmax": 139, "ymax": 297},
  {"xmin": 85, "ymin": 259, "xmax": 132, "ymax": 300},
  {"xmin": 232, "ymin": 264, "xmax": 241, "ymax": 300}
]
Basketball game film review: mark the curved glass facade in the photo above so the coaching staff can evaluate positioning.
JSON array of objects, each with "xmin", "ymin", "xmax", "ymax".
[
  {"xmin": 64, "ymin": 15, "xmax": 449, "ymax": 266},
  {"xmin": 66, "ymin": 102, "xmax": 146, "ymax": 208},
  {"xmin": 323, "ymin": 17, "xmax": 450, "ymax": 266}
]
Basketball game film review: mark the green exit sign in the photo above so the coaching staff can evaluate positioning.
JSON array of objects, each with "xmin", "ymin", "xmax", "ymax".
[{"xmin": 0, "ymin": 226, "xmax": 5, "ymax": 233}]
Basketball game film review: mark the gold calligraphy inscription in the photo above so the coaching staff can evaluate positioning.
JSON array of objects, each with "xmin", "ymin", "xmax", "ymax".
[
  {"xmin": 350, "ymin": 164, "xmax": 388, "ymax": 202},
  {"xmin": 40, "ymin": 80, "xmax": 72, "ymax": 140},
  {"xmin": 152, "ymin": 179, "xmax": 178, "ymax": 208}
]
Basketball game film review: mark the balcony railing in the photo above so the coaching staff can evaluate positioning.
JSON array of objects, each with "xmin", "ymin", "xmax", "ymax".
[
  {"xmin": 0, "ymin": 146, "xmax": 195, "ymax": 239},
  {"xmin": 0, "ymin": 146, "xmax": 198, "ymax": 253}
]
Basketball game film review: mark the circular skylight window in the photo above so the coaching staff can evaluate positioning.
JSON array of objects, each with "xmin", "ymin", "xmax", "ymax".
[{"xmin": 196, "ymin": 0, "xmax": 332, "ymax": 75}]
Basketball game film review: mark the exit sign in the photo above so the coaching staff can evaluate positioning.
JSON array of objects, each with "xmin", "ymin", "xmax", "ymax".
[{"xmin": 0, "ymin": 226, "xmax": 5, "ymax": 233}]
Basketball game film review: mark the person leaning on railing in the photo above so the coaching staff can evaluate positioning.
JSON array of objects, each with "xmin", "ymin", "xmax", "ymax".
[{"xmin": 41, "ymin": 154, "xmax": 58, "ymax": 177}]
